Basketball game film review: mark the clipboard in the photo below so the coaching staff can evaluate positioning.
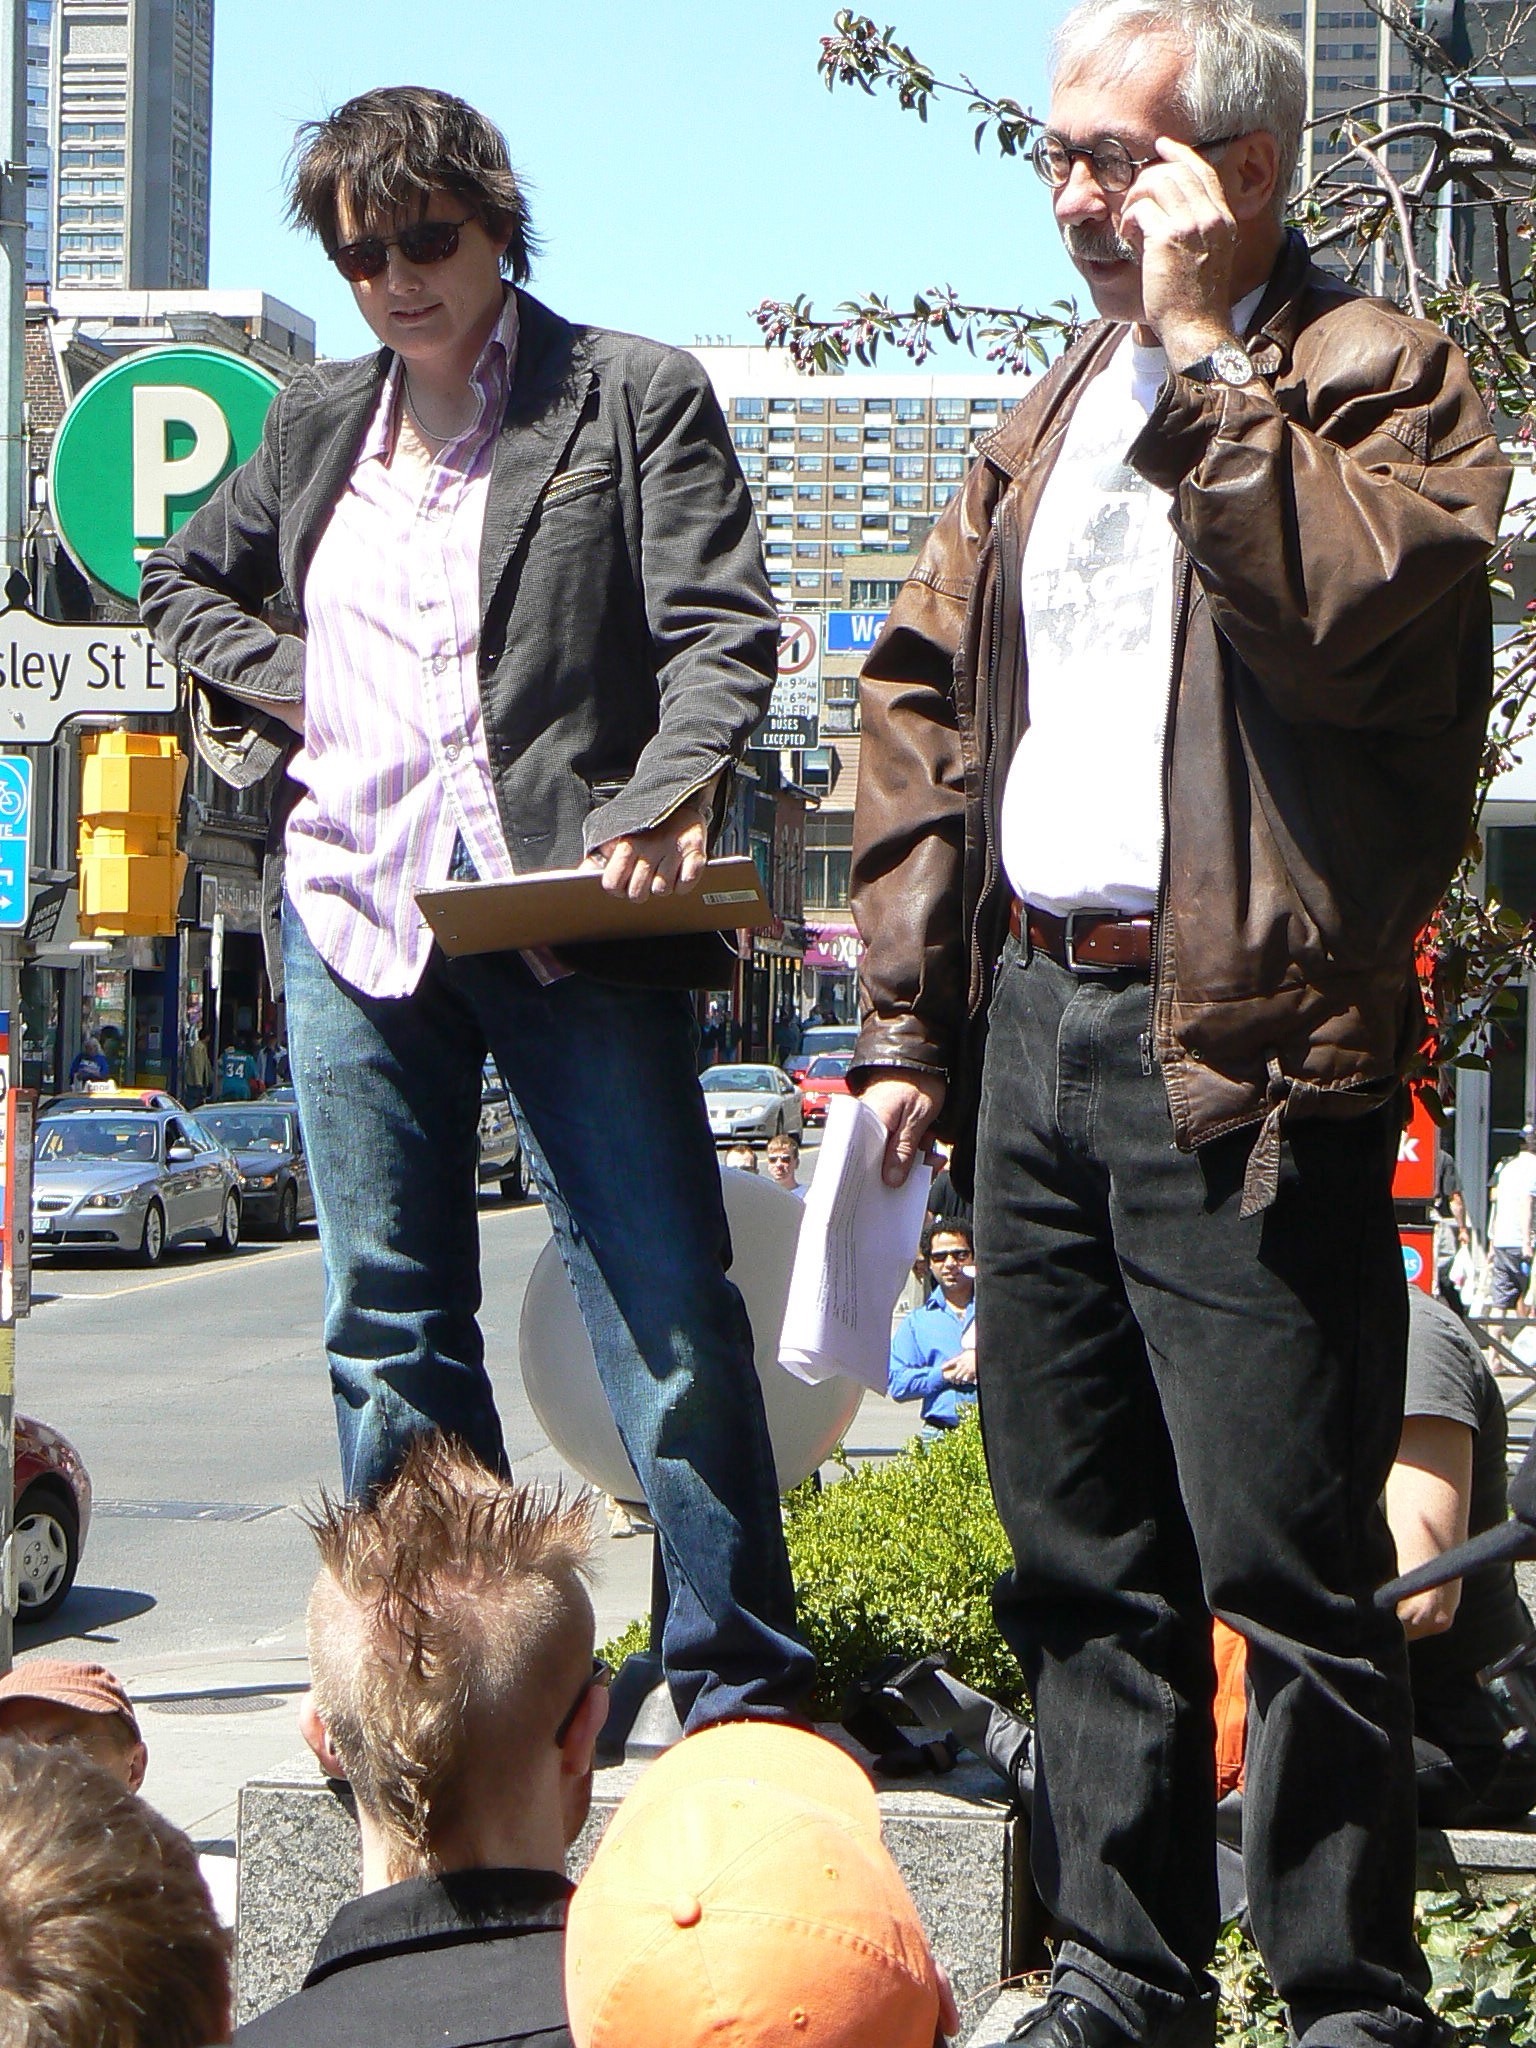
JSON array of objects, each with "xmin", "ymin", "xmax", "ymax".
[{"xmin": 415, "ymin": 855, "xmax": 774, "ymax": 958}]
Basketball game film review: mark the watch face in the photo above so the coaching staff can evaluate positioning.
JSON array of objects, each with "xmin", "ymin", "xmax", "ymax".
[{"xmin": 1212, "ymin": 340, "xmax": 1255, "ymax": 385}]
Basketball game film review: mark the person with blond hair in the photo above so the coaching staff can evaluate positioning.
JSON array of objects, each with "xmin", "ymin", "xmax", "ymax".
[
  {"xmin": 0, "ymin": 1737, "xmax": 231, "ymax": 2047},
  {"xmin": 236, "ymin": 1435, "xmax": 606, "ymax": 2047}
]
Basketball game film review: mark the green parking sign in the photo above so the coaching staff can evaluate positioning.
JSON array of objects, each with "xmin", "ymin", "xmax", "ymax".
[{"xmin": 48, "ymin": 345, "xmax": 282, "ymax": 604}]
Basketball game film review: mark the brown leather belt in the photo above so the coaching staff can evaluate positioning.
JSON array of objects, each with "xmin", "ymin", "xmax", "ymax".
[{"xmin": 1009, "ymin": 898, "xmax": 1155, "ymax": 975}]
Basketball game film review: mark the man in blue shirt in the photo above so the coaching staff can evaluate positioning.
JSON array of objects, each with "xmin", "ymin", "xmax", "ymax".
[{"xmin": 888, "ymin": 1218, "xmax": 976, "ymax": 1430}]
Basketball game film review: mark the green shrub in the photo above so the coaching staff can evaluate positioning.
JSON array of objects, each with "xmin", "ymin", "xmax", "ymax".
[
  {"xmin": 783, "ymin": 1414, "xmax": 1021, "ymax": 1717},
  {"xmin": 597, "ymin": 1614, "xmax": 651, "ymax": 1671},
  {"xmin": 599, "ymin": 1414, "xmax": 1021, "ymax": 1718},
  {"xmin": 1214, "ymin": 1894, "xmax": 1536, "ymax": 2046}
]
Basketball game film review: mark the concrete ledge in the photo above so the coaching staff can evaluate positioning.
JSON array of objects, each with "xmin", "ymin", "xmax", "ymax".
[
  {"xmin": 1420, "ymin": 1818, "xmax": 1536, "ymax": 1886},
  {"xmin": 236, "ymin": 1745, "xmax": 1031, "ymax": 2027}
]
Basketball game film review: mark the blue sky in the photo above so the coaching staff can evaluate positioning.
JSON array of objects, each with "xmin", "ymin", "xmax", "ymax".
[{"xmin": 206, "ymin": 0, "xmax": 1081, "ymax": 365}]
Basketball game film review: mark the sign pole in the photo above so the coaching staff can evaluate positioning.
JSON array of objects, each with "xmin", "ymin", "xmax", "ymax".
[{"xmin": 0, "ymin": 0, "xmax": 26, "ymax": 1679}]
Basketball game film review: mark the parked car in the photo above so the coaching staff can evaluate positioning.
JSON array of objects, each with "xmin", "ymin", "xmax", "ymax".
[
  {"xmin": 479, "ymin": 1060, "xmax": 529, "ymax": 1202},
  {"xmin": 40, "ymin": 1087, "xmax": 184, "ymax": 1117},
  {"xmin": 196, "ymin": 1102, "xmax": 314, "ymax": 1239},
  {"xmin": 32, "ymin": 1105, "xmax": 241, "ymax": 1265},
  {"xmin": 797, "ymin": 1053, "xmax": 853, "ymax": 1127},
  {"xmin": 700, "ymin": 1064, "xmax": 803, "ymax": 1143},
  {"xmin": 14, "ymin": 1415, "xmax": 92, "ymax": 1624}
]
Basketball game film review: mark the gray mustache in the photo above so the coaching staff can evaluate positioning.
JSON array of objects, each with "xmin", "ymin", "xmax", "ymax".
[{"xmin": 1063, "ymin": 224, "xmax": 1137, "ymax": 264}]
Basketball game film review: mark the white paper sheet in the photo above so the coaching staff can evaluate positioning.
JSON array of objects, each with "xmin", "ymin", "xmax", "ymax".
[{"xmin": 778, "ymin": 1094, "xmax": 932, "ymax": 1392}]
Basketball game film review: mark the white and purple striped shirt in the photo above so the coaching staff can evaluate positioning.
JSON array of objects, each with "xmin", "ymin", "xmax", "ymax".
[{"xmin": 285, "ymin": 291, "xmax": 527, "ymax": 999}]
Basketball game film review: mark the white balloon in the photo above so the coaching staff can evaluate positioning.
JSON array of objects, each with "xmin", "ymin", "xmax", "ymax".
[{"xmin": 519, "ymin": 1165, "xmax": 863, "ymax": 1506}]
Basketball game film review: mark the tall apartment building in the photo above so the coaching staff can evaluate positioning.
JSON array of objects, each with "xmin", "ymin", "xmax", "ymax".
[
  {"xmin": 690, "ymin": 347, "xmax": 1034, "ymax": 613},
  {"xmin": 27, "ymin": 0, "xmax": 213, "ymax": 291}
]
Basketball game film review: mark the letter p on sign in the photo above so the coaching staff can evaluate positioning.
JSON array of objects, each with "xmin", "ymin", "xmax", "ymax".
[{"xmin": 131, "ymin": 385, "xmax": 231, "ymax": 544}]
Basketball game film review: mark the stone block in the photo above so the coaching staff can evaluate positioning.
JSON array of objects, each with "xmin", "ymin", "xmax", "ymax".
[{"xmin": 237, "ymin": 1744, "xmax": 1026, "ymax": 2025}]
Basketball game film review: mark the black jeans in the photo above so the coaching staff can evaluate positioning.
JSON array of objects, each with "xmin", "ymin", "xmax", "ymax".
[{"xmin": 974, "ymin": 938, "xmax": 1437, "ymax": 2048}]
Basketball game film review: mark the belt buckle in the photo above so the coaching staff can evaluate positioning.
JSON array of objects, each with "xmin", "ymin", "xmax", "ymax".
[{"xmin": 1063, "ymin": 910, "xmax": 1122, "ymax": 977}]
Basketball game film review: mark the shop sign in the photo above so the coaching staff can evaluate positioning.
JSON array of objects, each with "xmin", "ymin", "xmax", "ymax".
[
  {"xmin": 805, "ymin": 919, "xmax": 863, "ymax": 973},
  {"xmin": 198, "ymin": 870, "xmax": 262, "ymax": 933}
]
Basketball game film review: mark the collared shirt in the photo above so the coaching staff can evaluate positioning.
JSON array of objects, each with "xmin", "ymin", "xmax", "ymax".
[
  {"xmin": 233, "ymin": 1866, "xmax": 574, "ymax": 2047},
  {"xmin": 888, "ymin": 1284, "xmax": 976, "ymax": 1428},
  {"xmin": 285, "ymin": 291, "xmax": 521, "ymax": 1000}
]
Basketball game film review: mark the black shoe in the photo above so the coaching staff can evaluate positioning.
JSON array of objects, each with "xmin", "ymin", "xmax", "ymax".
[{"xmin": 1007, "ymin": 1991, "xmax": 1219, "ymax": 2048}]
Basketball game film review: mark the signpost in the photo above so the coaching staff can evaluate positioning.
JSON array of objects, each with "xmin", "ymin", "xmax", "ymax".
[
  {"xmin": 754, "ymin": 610, "xmax": 822, "ymax": 752},
  {"xmin": 826, "ymin": 610, "xmax": 890, "ymax": 654},
  {"xmin": 47, "ymin": 344, "xmax": 282, "ymax": 602}
]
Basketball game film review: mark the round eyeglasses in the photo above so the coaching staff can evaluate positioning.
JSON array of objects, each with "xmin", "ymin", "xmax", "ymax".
[{"xmin": 1030, "ymin": 132, "xmax": 1239, "ymax": 194}]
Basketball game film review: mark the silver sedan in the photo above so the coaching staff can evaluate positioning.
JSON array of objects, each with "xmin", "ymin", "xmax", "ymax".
[
  {"xmin": 32, "ymin": 1109, "xmax": 242, "ymax": 1266},
  {"xmin": 700, "ymin": 1064, "xmax": 804, "ymax": 1144}
]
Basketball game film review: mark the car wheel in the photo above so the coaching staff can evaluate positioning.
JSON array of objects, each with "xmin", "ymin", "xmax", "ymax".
[
  {"xmin": 212, "ymin": 1190, "xmax": 241, "ymax": 1254},
  {"xmin": 136, "ymin": 1200, "xmax": 165, "ymax": 1267},
  {"xmin": 276, "ymin": 1182, "xmax": 299, "ymax": 1240},
  {"xmin": 14, "ymin": 1481, "xmax": 80, "ymax": 1623},
  {"xmin": 500, "ymin": 1150, "xmax": 528, "ymax": 1203}
]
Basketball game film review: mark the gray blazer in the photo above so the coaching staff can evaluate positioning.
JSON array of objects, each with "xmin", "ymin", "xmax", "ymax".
[{"xmin": 137, "ymin": 290, "xmax": 778, "ymax": 991}]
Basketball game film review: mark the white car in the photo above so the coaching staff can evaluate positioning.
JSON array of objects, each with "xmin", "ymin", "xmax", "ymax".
[{"xmin": 700, "ymin": 1064, "xmax": 804, "ymax": 1143}]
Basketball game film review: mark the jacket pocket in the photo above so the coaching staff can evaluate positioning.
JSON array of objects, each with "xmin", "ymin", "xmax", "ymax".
[{"xmin": 541, "ymin": 461, "xmax": 615, "ymax": 510}]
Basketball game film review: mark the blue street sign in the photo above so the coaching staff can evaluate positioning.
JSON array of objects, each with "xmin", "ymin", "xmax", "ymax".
[
  {"xmin": 0, "ymin": 757, "xmax": 33, "ymax": 932},
  {"xmin": 826, "ymin": 610, "xmax": 889, "ymax": 654}
]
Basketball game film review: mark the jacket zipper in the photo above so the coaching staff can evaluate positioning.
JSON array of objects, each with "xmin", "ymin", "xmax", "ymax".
[
  {"xmin": 1143, "ymin": 547, "xmax": 1193, "ymax": 1078},
  {"xmin": 971, "ymin": 494, "xmax": 1016, "ymax": 1007}
]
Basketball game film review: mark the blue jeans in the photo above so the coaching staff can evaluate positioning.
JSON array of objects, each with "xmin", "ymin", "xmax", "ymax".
[
  {"xmin": 975, "ymin": 937, "xmax": 1435, "ymax": 2048},
  {"xmin": 281, "ymin": 896, "xmax": 813, "ymax": 1729}
]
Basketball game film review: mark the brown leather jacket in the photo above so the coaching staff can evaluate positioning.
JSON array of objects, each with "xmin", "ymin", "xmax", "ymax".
[{"xmin": 850, "ymin": 235, "xmax": 1510, "ymax": 1208}]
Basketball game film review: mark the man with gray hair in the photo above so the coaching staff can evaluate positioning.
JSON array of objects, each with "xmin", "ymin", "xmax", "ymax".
[{"xmin": 851, "ymin": 2, "xmax": 1508, "ymax": 2044}]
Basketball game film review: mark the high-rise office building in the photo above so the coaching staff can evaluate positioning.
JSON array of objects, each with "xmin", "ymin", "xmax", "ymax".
[{"xmin": 31, "ymin": 0, "xmax": 213, "ymax": 291}]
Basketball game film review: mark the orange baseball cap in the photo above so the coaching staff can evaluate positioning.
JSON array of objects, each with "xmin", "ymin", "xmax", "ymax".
[
  {"xmin": 0, "ymin": 1658, "xmax": 141, "ymax": 1740},
  {"xmin": 565, "ymin": 1722, "xmax": 943, "ymax": 2048}
]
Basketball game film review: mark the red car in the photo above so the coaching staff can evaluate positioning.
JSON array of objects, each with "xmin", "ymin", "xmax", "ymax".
[
  {"xmin": 797, "ymin": 1054, "xmax": 853, "ymax": 1127},
  {"xmin": 14, "ymin": 1416, "xmax": 92, "ymax": 1623}
]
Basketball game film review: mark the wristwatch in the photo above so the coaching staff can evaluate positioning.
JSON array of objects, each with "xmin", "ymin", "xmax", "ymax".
[{"xmin": 1176, "ymin": 338, "xmax": 1258, "ymax": 387}]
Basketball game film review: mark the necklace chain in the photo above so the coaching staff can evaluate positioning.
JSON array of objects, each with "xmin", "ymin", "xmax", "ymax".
[{"xmin": 401, "ymin": 374, "xmax": 467, "ymax": 446}]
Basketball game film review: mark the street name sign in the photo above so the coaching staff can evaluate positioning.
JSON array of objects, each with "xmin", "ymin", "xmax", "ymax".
[
  {"xmin": 826, "ymin": 610, "xmax": 890, "ymax": 653},
  {"xmin": 0, "ymin": 607, "xmax": 175, "ymax": 743},
  {"xmin": 753, "ymin": 610, "xmax": 822, "ymax": 752},
  {"xmin": 0, "ymin": 759, "xmax": 32, "ymax": 932},
  {"xmin": 48, "ymin": 344, "xmax": 282, "ymax": 603}
]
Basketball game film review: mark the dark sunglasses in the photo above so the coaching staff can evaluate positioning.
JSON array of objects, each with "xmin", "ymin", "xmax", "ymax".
[
  {"xmin": 554, "ymin": 1656, "xmax": 613, "ymax": 1747},
  {"xmin": 329, "ymin": 214, "xmax": 476, "ymax": 283},
  {"xmin": 929, "ymin": 1247, "xmax": 970, "ymax": 1262}
]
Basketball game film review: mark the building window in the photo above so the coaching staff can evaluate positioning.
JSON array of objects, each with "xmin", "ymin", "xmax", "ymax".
[
  {"xmin": 895, "ymin": 427, "xmax": 926, "ymax": 449},
  {"xmin": 851, "ymin": 579, "xmax": 905, "ymax": 603},
  {"xmin": 769, "ymin": 427, "xmax": 795, "ymax": 444},
  {"xmin": 835, "ymin": 397, "xmax": 861, "ymax": 414},
  {"xmin": 767, "ymin": 486, "xmax": 792, "ymax": 501},
  {"xmin": 831, "ymin": 514, "xmax": 857, "ymax": 530},
  {"xmin": 796, "ymin": 455, "xmax": 823, "ymax": 473},
  {"xmin": 833, "ymin": 456, "xmax": 858, "ymax": 473},
  {"xmin": 734, "ymin": 398, "xmax": 765, "ymax": 419},
  {"xmin": 832, "ymin": 486, "xmax": 858, "ymax": 503},
  {"xmin": 933, "ymin": 456, "xmax": 965, "ymax": 479},
  {"xmin": 765, "ymin": 513, "xmax": 791, "ymax": 527},
  {"xmin": 864, "ymin": 456, "xmax": 891, "ymax": 474},
  {"xmin": 864, "ymin": 427, "xmax": 891, "ymax": 444},
  {"xmin": 767, "ymin": 456, "xmax": 794, "ymax": 473},
  {"xmin": 799, "ymin": 397, "xmax": 826, "ymax": 416},
  {"xmin": 765, "ymin": 542, "xmax": 791, "ymax": 557},
  {"xmin": 934, "ymin": 484, "xmax": 959, "ymax": 506},
  {"xmin": 796, "ymin": 514, "xmax": 822, "ymax": 530},
  {"xmin": 796, "ymin": 485, "xmax": 823, "ymax": 502},
  {"xmin": 894, "ymin": 486, "xmax": 925, "ymax": 507},
  {"xmin": 831, "ymin": 542, "xmax": 858, "ymax": 556},
  {"xmin": 795, "ymin": 544, "xmax": 820, "ymax": 559},
  {"xmin": 739, "ymin": 456, "xmax": 764, "ymax": 478},
  {"xmin": 863, "ymin": 488, "xmax": 890, "ymax": 504},
  {"xmin": 769, "ymin": 573, "xmax": 792, "ymax": 590},
  {"xmin": 863, "ymin": 514, "xmax": 890, "ymax": 529},
  {"xmin": 770, "ymin": 397, "xmax": 795, "ymax": 413},
  {"xmin": 934, "ymin": 427, "xmax": 968, "ymax": 449},
  {"xmin": 865, "ymin": 397, "xmax": 892, "ymax": 414},
  {"xmin": 894, "ymin": 456, "xmax": 925, "ymax": 478},
  {"xmin": 896, "ymin": 397, "xmax": 926, "ymax": 420},
  {"xmin": 733, "ymin": 426, "xmax": 764, "ymax": 449},
  {"xmin": 834, "ymin": 426, "xmax": 860, "ymax": 444},
  {"xmin": 799, "ymin": 426, "xmax": 824, "ymax": 444},
  {"xmin": 971, "ymin": 399, "xmax": 1000, "ymax": 416},
  {"xmin": 935, "ymin": 397, "xmax": 967, "ymax": 420}
]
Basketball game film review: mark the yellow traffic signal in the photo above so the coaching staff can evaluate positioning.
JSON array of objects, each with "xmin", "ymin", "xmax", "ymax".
[{"xmin": 77, "ymin": 732, "xmax": 187, "ymax": 938}]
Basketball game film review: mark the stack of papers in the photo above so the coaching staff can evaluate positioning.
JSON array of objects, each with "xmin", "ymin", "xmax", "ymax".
[{"xmin": 779, "ymin": 1095, "xmax": 932, "ymax": 1393}]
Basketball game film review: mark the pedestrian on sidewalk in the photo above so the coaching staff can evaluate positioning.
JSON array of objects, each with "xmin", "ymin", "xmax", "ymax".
[
  {"xmin": 138, "ymin": 86, "xmax": 811, "ymax": 1735},
  {"xmin": 184, "ymin": 1026, "xmax": 213, "ymax": 1109}
]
